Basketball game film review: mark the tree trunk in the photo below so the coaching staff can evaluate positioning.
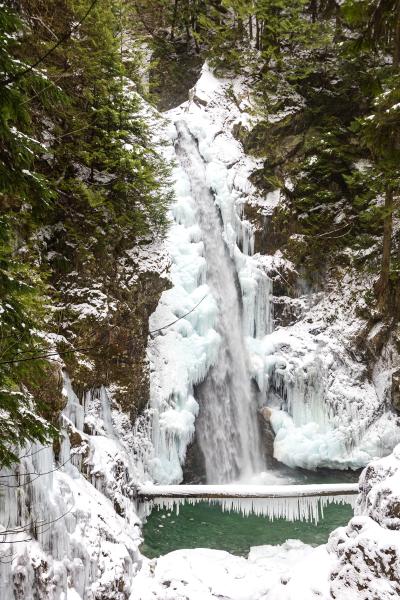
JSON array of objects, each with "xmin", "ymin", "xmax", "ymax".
[
  {"xmin": 309, "ymin": 0, "xmax": 317, "ymax": 23},
  {"xmin": 394, "ymin": 0, "xmax": 400, "ymax": 68},
  {"xmin": 170, "ymin": 0, "xmax": 179, "ymax": 41},
  {"xmin": 255, "ymin": 16, "xmax": 260, "ymax": 50},
  {"xmin": 375, "ymin": 185, "xmax": 393, "ymax": 312}
]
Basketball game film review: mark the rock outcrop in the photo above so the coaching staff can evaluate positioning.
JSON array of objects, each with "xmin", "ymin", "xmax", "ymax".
[{"xmin": 329, "ymin": 445, "xmax": 400, "ymax": 598}]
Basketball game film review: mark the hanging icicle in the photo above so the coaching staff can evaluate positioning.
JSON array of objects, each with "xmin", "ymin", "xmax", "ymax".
[{"xmin": 137, "ymin": 483, "xmax": 359, "ymax": 525}]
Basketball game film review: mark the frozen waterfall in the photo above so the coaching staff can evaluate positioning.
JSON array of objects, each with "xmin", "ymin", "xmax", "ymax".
[
  {"xmin": 175, "ymin": 122, "xmax": 264, "ymax": 483},
  {"xmin": 137, "ymin": 71, "xmax": 273, "ymax": 485}
]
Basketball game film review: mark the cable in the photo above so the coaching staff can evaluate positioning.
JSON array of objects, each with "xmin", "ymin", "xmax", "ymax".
[
  {"xmin": 0, "ymin": 346, "xmax": 96, "ymax": 366},
  {"xmin": 1, "ymin": 0, "xmax": 99, "ymax": 87},
  {"xmin": 0, "ymin": 296, "xmax": 209, "ymax": 365},
  {"xmin": 0, "ymin": 455, "xmax": 73, "ymax": 488},
  {"xmin": 149, "ymin": 295, "xmax": 208, "ymax": 335}
]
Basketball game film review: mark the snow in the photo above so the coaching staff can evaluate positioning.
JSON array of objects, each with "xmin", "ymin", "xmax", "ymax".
[
  {"xmin": 2, "ymin": 60, "xmax": 400, "ymax": 600},
  {"xmin": 132, "ymin": 445, "xmax": 400, "ymax": 600},
  {"xmin": 254, "ymin": 188, "xmax": 282, "ymax": 215},
  {"xmin": 139, "ymin": 482, "xmax": 359, "ymax": 498},
  {"xmin": 136, "ymin": 62, "xmax": 400, "ymax": 483},
  {"xmin": 259, "ymin": 278, "xmax": 400, "ymax": 470},
  {"xmin": 329, "ymin": 445, "xmax": 400, "ymax": 599},
  {"xmin": 133, "ymin": 542, "xmax": 335, "ymax": 600},
  {"xmin": 0, "ymin": 375, "xmax": 143, "ymax": 600}
]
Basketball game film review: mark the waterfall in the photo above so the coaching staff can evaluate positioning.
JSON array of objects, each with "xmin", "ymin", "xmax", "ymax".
[{"xmin": 175, "ymin": 122, "xmax": 264, "ymax": 483}]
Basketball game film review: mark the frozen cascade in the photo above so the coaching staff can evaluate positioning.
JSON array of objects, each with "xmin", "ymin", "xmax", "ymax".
[
  {"xmin": 135, "ymin": 66, "xmax": 274, "ymax": 484},
  {"xmin": 271, "ymin": 357, "xmax": 329, "ymax": 431},
  {"xmin": 175, "ymin": 121, "xmax": 264, "ymax": 482},
  {"xmin": 141, "ymin": 65, "xmax": 399, "ymax": 479}
]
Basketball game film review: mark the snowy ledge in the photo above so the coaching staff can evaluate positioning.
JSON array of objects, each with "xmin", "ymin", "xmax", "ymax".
[
  {"xmin": 137, "ymin": 484, "xmax": 358, "ymax": 524},
  {"xmin": 137, "ymin": 483, "xmax": 359, "ymax": 498}
]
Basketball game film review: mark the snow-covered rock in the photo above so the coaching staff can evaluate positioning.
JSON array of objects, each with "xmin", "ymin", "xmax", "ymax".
[
  {"xmin": 329, "ymin": 445, "xmax": 400, "ymax": 598},
  {"xmin": 0, "ymin": 380, "xmax": 145, "ymax": 600}
]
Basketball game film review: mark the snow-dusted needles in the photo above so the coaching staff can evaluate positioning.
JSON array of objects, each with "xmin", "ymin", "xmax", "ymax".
[{"xmin": 136, "ymin": 483, "xmax": 359, "ymax": 525}]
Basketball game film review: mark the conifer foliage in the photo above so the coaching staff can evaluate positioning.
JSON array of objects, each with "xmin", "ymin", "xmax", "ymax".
[{"xmin": 0, "ymin": 1, "xmax": 171, "ymax": 466}]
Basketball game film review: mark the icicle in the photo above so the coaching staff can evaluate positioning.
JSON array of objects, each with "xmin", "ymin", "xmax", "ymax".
[
  {"xmin": 62, "ymin": 372, "xmax": 84, "ymax": 431},
  {"xmin": 149, "ymin": 493, "xmax": 356, "ymax": 525}
]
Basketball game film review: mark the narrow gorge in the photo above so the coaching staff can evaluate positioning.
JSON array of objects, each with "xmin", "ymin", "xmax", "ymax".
[{"xmin": 1, "ymin": 2, "xmax": 400, "ymax": 599}]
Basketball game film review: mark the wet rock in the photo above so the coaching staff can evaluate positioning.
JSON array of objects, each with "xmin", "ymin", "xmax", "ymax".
[
  {"xmin": 273, "ymin": 296, "xmax": 303, "ymax": 327},
  {"xmin": 365, "ymin": 321, "xmax": 391, "ymax": 359},
  {"xmin": 182, "ymin": 432, "xmax": 207, "ymax": 484},
  {"xmin": 258, "ymin": 407, "xmax": 277, "ymax": 468},
  {"xmin": 392, "ymin": 369, "xmax": 400, "ymax": 412}
]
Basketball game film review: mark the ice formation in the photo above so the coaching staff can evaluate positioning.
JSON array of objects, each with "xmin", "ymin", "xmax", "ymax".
[
  {"xmin": 138, "ymin": 62, "xmax": 400, "ymax": 485},
  {"xmin": 0, "ymin": 374, "xmax": 143, "ymax": 599},
  {"xmin": 136, "ymin": 65, "xmax": 272, "ymax": 484},
  {"xmin": 2, "ymin": 61, "xmax": 399, "ymax": 600},
  {"xmin": 133, "ymin": 446, "xmax": 400, "ymax": 600},
  {"xmin": 137, "ymin": 483, "xmax": 358, "ymax": 524},
  {"xmin": 263, "ymin": 325, "xmax": 400, "ymax": 470},
  {"xmin": 175, "ymin": 121, "xmax": 264, "ymax": 482}
]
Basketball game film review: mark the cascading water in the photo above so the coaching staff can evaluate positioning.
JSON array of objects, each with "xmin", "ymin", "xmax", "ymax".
[{"xmin": 175, "ymin": 121, "xmax": 264, "ymax": 483}]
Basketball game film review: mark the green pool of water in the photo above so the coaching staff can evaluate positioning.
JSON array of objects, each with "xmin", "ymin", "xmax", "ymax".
[{"xmin": 141, "ymin": 500, "xmax": 354, "ymax": 558}]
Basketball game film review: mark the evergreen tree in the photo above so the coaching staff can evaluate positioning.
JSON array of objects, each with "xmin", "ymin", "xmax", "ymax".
[
  {"xmin": 344, "ymin": 0, "xmax": 400, "ymax": 312},
  {"xmin": 0, "ymin": 0, "xmax": 172, "ymax": 466},
  {"xmin": 0, "ymin": 6, "xmax": 58, "ymax": 466}
]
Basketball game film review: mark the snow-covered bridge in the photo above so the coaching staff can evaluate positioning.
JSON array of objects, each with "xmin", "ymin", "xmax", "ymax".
[{"xmin": 136, "ymin": 483, "xmax": 359, "ymax": 524}]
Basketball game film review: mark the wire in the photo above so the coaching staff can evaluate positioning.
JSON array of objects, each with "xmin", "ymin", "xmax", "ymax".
[
  {"xmin": 0, "ymin": 346, "xmax": 96, "ymax": 366},
  {"xmin": 1, "ymin": 0, "xmax": 99, "ymax": 87},
  {"xmin": 149, "ymin": 295, "xmax": 208, "ymax": 335},
  {"xmin": 0, "ymin": 444, "xmax": 53, "ymax": 475},
  {"xmin": 0, "ymin": 455, "xmax": 73, "ymax": 488},
  {"xmin": 0, "ymin": 297, "xmax": 209, "ymax": 365},
  {"xmin": 20, "ymin": 66, "xmax": 71, "ymax": 105}
]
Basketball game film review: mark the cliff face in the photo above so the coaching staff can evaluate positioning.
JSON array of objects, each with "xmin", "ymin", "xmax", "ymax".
[
  {"xmin": 170, "ymin": 64, "xmax": 400, "ymax": 473},
  {"xmin": 52, "ymin": 236, "xmax": 170, "ymax": 420},
  {"xmin": 0, "ymin": 86, "xmax": 171, "ymax": 596},
  {"xmin": 230, "ymin": 88, "xmax": 400, "ymax": 470}
]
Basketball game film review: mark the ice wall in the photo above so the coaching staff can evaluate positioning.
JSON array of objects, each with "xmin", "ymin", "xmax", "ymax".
[
  {"xmin": 0, "ymin": 375, "xmax": 143, "ymax": 600},
  {"xmin": 175, "ymin": 121, "xmax": 264, "ymax": 482},
  {"xmin": 263, "ymin": 325, "xmax": 400, "ymax": 470}
]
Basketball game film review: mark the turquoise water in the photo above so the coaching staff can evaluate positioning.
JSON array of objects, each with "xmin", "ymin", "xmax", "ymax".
[
  {"xmin": 141, "ymin": 469, "xmax": 359, "ymax": 558},
  {"xmin": 141, "ymin": 501, "xmax": 354, "ymax": 558}
]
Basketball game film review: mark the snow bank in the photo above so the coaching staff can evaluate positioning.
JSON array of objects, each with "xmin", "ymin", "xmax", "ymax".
[
  {"xmin": 0, "ymin": 375, "xmax": 143, "ymax": 600},
  {"xmin": 133, "ymin": 541, "xmax": 333, "ymax": 600},
  {"xmin": 329, "ymin": 443, "xmax": 400, "ymax": 598}
]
